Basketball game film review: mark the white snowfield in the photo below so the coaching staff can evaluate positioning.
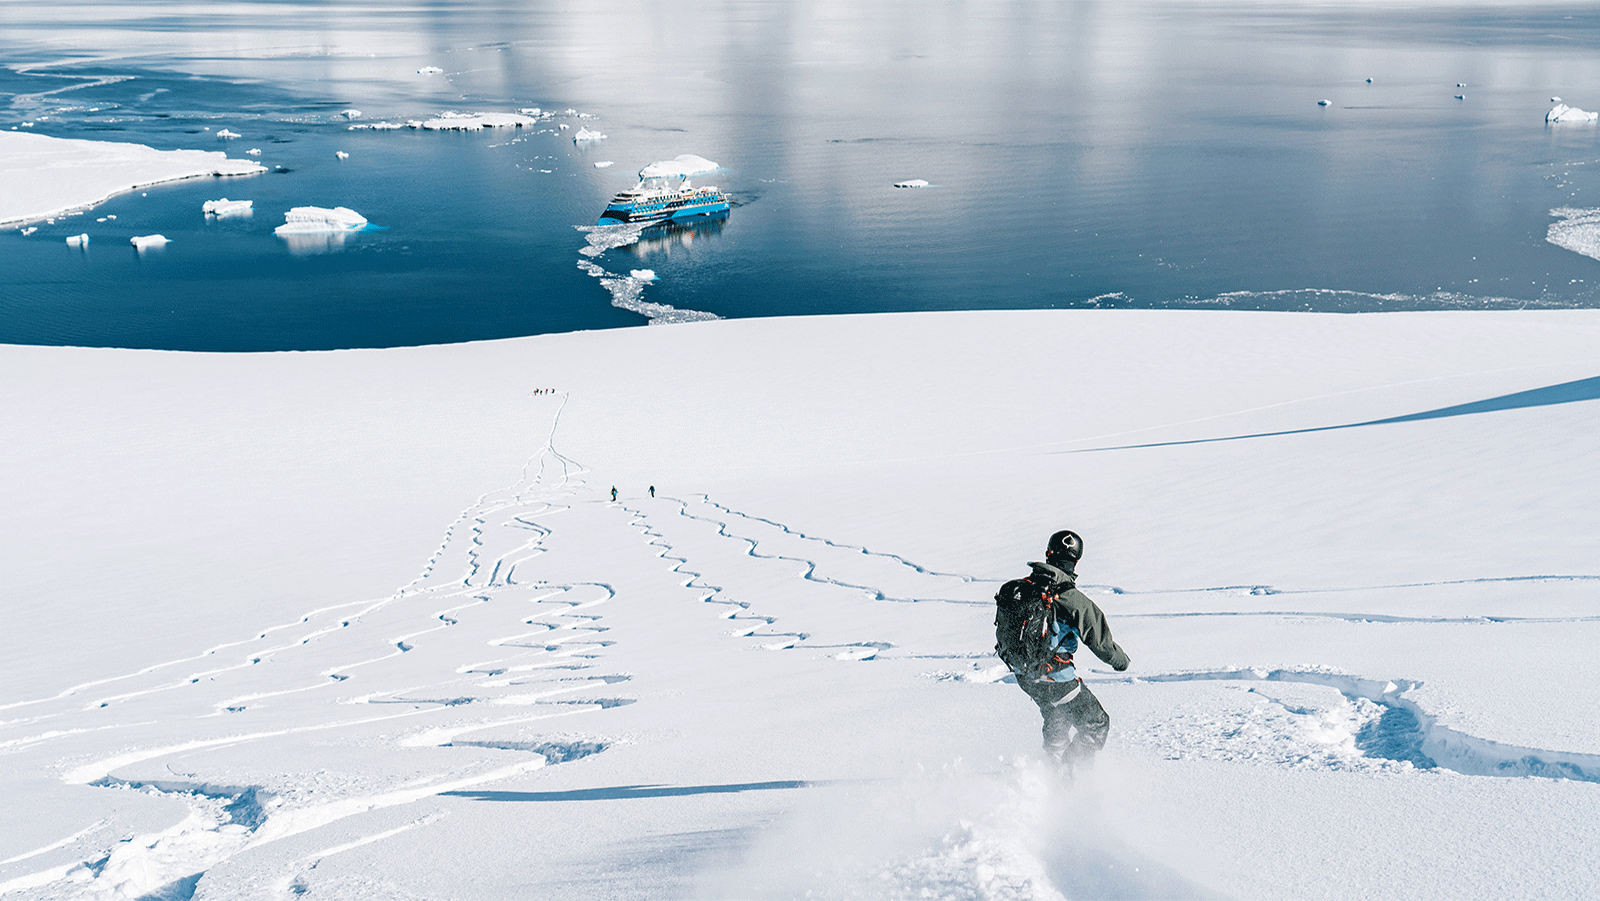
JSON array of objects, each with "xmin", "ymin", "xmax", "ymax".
[
  {"xmin": 3, "ymin": 310, "xmax": 1600, "ymax": 900},
  {"xmin": 0, "ymin": 131, "xmax": 265, "ymax": 227}
]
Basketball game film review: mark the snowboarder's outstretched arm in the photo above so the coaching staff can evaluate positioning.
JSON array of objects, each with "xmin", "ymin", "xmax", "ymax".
[{"xmin": 1056, "ymin": 588, "xmax": 1130, "ymax": 671}]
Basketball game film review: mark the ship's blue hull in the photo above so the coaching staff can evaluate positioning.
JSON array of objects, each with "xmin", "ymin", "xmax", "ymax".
[{"xmin": 597, "ymin": 192, "xmax": 730, "ymax": 226}]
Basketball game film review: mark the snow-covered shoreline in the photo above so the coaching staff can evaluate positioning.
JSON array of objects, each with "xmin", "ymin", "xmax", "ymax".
[
  {"xmin": 4, "ymin": 309, "xmax": 1600, "ymax": 899},
  {"xmin": 0, "ymin": 131, "xmax": 264, "ymax": 227}
]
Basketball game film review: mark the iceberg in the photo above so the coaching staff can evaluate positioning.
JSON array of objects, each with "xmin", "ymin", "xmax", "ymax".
[
  {"xmin": 130, "ymin": 234, "xmax": 169, "ymax": 250},
  {"xmin": 20, "ymin": 226, "xmax": 36, "ymax": 236},
  {"xmin": 0, "ymin": 131, "xmax": 265, "ymax": 227},
  {"xmin": 418, "ymin": 66, "xmax": 443, "ymax": 75},
  {"xmin": 1547, "ymin": 103, "xmax": 1598, "ymax": 123},
  {"xmin": 421, "ymin": 112, "xmax": 538, "ymax": 130},
  {"xmin": 202, "ymin": 198, "xmax": 253, "ymax": 217},
  {"xmin": 65, "ymin": 233, "xmax": 88, "ymax": 246},
  {"xmin": 216, "ymin": 129, "xmax": 241, "ymax": 139},
  {"xmin": 274, "ymin": 206, "xmax": 368, "ymax": 235},
  {"xmin": 341, "ymin": 110, "xmax": 363, "ymax": 120},
  {"xmin": 1317, "ymin": 99, "xmax": 1331, "ymax": 107},
  {"xmin": 594, "ymin": 161, "xmax": 615, "ymax": 168},
  {"xmin": 246, "ymin": 148, "xmax": 262, "ymax": 156},
  {"xmin": 637, "ymin": 154, "xmax": 721, "ymax": 180},
  {"xmin": 630, "ymin": 269, "xmax": 657, "ymax": 281},
  {"xmin": 893, "ymin": 179, "xmax": 930, "ymax": 188},
  {"xmin": 573, "ymin": 127, "xmax": 607, "ymax": 143},
  {"xmin": 348, "ymin": 122, "xmax": 407, "ymax": 131},
  {"xmin": 336, "ymin": 151, "xmax": 350, "ymax": 160}
]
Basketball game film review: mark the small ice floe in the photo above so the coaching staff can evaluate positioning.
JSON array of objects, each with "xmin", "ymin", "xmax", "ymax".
[
  {"xmin": 130, "ymin": 234, "xmax": 169, "ymax": 251},
  {"xmin": 1547, "ymin": 103, "xmax": 1599, "ymax": 123},
  {"xmin": 629, "ymin": 269, "xmax": 657, "ymax": 281},
  {"xmin": 558, "ymin": 123, "xmax": 570, "ymax": 131},
  {"xmin": 418, "ymin": 66, "xmax": 443, "ymax": 75},
  {"xmin": 1317, "ymin": 99, "xmax": 1331, "ymax": 107},
  {"xmin": 893, "ymin": 179, "xmax": 931, "ymax": 188},
  {"xmin": 1366, "ymin": 77, "xmax": 1373, "ymax": 83},
  {"xmin": 20, "ymin": 226, "xmax": 37, "ymax": 236},
  {"xmin": 217, "ymin": 129, "xmax": 241, "ymax": 139},
  {"xmin": 108, "ymin": 214, "xmax": 116, "ymax": 220},
  {"xmin": 274, "ymin": 206, "xmax": 367, "ymax": 235},
  {"xmin": 66, "ymin": 234, "xmax": 88, "ymax": 247},
  {"xmin": 348, "ymin": 122, "xmax": 406, "ymax": 130},
  {"xmin": 594, "ymin": 160, "xmax": 614, "ymax": 168},
  {"xmin": 336, "ymin": 150, "xmax": 349, "ymax": 160},
  {"xmin": 1552, "ymin": 96, "xmax": 1563, "ymax": 103},
  {"xmin": 1455, "ymin": 94, "xmax": 1466, "ymax": 100},
  {"xmin": 203, "ymin": 198, "xmax": 253, "ymax": 217},
  {"xmin": 245, "ymin": 148, "xmax": 262, "ymax": 156},
  {"xmin": 573, "ymin": 127, "xmax": 606, "ymax": 143},
  {"xmin": 341, "ymin": 109, "xmax": 362, "ymax": 120},
  {"xmin": 421, "ymin": 111, "xmax": 538, "ymax": 130},
  {"xmin": 96, "ymin": 217, "xmax": 107, "ymax": 222},
  {"xmin": 1457, "ymin": 82, "xmax": 1467, "ymax": 87}
]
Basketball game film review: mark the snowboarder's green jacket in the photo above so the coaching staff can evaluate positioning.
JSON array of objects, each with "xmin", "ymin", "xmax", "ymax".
[{"xmin": 1027, "ymin": 560, "xmax": 1131, "ymax": 672}]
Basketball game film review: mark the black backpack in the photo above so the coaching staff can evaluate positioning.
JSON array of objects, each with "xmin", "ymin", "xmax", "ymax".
[{"xmin": 994, "ymin": 575, "xmax": 1072, "ymax": 681}]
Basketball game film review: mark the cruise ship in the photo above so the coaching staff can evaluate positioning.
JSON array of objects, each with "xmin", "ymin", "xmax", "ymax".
[{"xmin": 597, "ymin": 154, "xmax": 730, "ymax": 226}]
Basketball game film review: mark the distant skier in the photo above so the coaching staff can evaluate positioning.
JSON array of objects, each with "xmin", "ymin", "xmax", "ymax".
[
  {"xmin": 994, "ymin": 529, "xmax": 1130, "ymax": 773},
  {"xmin": 610, "ymin": 486, "xmax": 618, "ymax": 502}
]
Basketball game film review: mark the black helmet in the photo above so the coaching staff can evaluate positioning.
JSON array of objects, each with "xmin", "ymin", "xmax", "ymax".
[{"xmin": 1046, "ymin": 529, "xmax": 1083, "ymax": 565}]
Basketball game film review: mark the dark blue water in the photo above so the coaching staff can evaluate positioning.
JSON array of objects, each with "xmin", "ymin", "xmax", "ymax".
[{"xmin": 5, "ymin": 1, "xmax": 1600, "ymax": 351}]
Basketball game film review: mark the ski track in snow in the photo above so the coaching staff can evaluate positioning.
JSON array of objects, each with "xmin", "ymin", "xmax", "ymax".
[{"xmin": 7, "ymin": 389, "xmax": 1599, "ymax": 898}]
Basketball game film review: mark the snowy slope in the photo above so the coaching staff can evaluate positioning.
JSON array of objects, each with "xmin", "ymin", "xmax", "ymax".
[{"xmin": 3, "ymin": 310, "xmax": 1599, "ymax": 899}]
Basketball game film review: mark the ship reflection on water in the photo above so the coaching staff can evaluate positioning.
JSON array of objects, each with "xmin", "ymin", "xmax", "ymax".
[{"xmin": 625, "ymin": 211, "xmax": 729, "ymax": 258}]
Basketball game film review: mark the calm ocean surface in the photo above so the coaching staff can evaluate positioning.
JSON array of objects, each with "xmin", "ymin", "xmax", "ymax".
[{"xmin": 4, "ymin": 1, "xmax": 1600, "ymax": 351}]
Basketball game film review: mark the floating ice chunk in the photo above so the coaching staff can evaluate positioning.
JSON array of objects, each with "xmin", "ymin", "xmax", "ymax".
[
  {"xmin": 348, "ymin": 122, "xmax": 406, "ymax": 131},
  {"xmin": 630, "ymin": 269, "xmax": 657, "ymax": 281},
  {"xmin": 573, "ymin": 127, "xmax": 606, "ymax": 142},
  {"xmin": 1547, "ymin": 207, "xmax": 1600, "ymax": 260},
  {"xmin": 637, "ymin": 154, "xmax": 721, "ymax": 179},
  {"xmin": 66, "ymin": 233, "xmax": 88, "ymax": 246},
  {"xmin": 108, "ymin": 214, "xmax": 116, "ymax": 219},
  {"xmin": 893, "ymin": 179, "xmax": 930, "ymax": 188},
  {"xmin": 217, "ymin": 129, "xmax": 241, "ymax": 139},
  {"xmin": 341, "ymin": 109, "xmax": 362, "ymax": 120},
  {"xmin": 1457, "ymin": 82, "xmax": 1467, "ymax": 87},
  {"xmin": 130, "ymin": 234, "xmax": 169, "ymax": 250},
  {"xmin": 203, "ymin": 198, "xmax": 253, "ymax": 217},
  {"xmin": 1547, "ymin": 103, "xmax": 1599, "ymax": 123},
  {"xmin": 274, "ymin": 206, "xmax": 368, "ymax": 235},
  {"xmin": 336, "ymin": 151, "xmax": 349, "ymax": 160},
  {"xmin": 1455, "ymin": 94, "xmax": 1466, "ymax": 100},
  {"xmin": 1317, "ymin": 99, "xmax": 1331, "ymax": 107},
  {"xmin": 421, "ymin": 112, "xmax": 538, "ymax": 130},
  {"xmin": 96, "ymin": 217, "xmax": 107, "ymax": 222},
  {"xmin": 418, "ymin": 66, "xmax": 443, "ymax": 75},
  {"xmin": 1552, "ymin": 96, "xmax": 1562, "ymax": 103},
  {"xmin": 559, "ymin": 123, "xmax": 569, "ymax": 131},
  {"xmin": 20, "ymin": 226, "xmax": 37, "ymax": 235},
  {"xmin": 593, "ymin": 161, "xmax": 615, "ymax": 169},
  {"xmin": 1366, "ymin": 77, "xmax": 1373, "ymax": 83},
  {"xmin": 245, "ymin": 148, "xmax": 262, "ymax": 155}
]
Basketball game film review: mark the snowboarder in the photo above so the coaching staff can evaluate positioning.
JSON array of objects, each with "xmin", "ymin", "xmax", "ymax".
[
  {"xmin": 610, "ymin": 486, "xmax": 618, "ymax": 502},
  {"xmin": 995, "ymin": 529, "xmax": 1130, "ymax": 773}
]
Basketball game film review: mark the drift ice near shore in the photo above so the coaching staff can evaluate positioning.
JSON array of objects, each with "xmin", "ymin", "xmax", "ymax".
[{"xmin": 0, "ymin": 131, "xmax": 265, "ymax": 227}]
